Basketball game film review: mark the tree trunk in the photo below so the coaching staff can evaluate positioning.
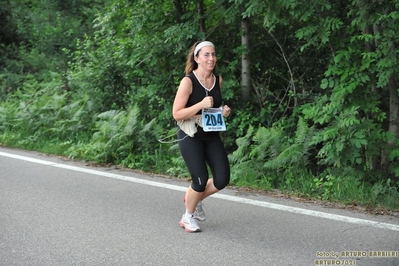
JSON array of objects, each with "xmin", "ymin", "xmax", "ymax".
[
  {"xmin": 388, "ymin": 77, "xmax": 399, "ymax": 140},
  {"xmin": 197, "ymin": 0, "xmax": 206, "ymax": 33},
  {"xmin": 370, "ymin": 13, "xmax": 399, "ymax": 172},
  {"xmin": 241, "ymin": 17, "xmax": 251, "ymax": 102},
  {"xmin": 173, "ymin": 0, "xmax": 183, "ymax": 23},
  {"xmin": 381, "ymin": 76, "xmax": 399, "ymax": 173}
]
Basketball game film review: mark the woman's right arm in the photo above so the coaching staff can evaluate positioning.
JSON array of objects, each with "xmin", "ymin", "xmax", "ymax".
[{"xmin": 173, "ymin": 77, "xmax": 212, "ymax": 121}]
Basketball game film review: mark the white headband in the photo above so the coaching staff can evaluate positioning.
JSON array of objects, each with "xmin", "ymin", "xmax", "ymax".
[{"xmin": 194, "ymin": 41, "xmax": 214, "ymax": 56}]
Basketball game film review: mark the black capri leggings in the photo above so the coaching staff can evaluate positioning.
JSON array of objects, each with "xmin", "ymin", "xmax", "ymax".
[{"xmin": 177, "ymin": 127, "xmax": 230, "ymax": 192}]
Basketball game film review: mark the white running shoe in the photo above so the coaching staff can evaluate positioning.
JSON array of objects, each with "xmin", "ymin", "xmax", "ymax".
[
  {"xmin": 179, "ymin": 214, "xmax": 201, "ymax": 232},
  {"xmin": 183, "ymin": 196, "xmax": 206, "ymax": 222}
]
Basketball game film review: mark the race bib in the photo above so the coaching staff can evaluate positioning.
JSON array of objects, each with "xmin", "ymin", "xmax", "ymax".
[{"xmin": 202, "ymin": 107, "xmax": 226, "ymax": 132}]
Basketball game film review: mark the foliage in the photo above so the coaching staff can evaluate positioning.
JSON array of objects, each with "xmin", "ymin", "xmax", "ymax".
[
  {"xmin": 230, "ymin": 116, "xmax": 315, "ymax": 188},
  {"xmin": 66, "ymin": 105, "xmax": 159, "ymax": 168},
  {"xmin": 1, "ymin": 0, "xmax": 399, "ymax": 210}
]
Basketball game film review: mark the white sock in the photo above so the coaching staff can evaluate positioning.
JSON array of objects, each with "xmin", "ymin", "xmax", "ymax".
[{"xmin": 185, "ymin": 211, "xmax": 194, "ymax": 218}]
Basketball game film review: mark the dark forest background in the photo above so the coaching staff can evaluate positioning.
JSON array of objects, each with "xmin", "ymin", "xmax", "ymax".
[{"xmin": 1, "ymin": 0, "xmax": 399, "ymax": 210}]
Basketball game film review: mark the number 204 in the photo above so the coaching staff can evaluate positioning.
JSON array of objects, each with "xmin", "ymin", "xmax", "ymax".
[{"xmin": 204, "ymin": 114, "xmax": 223, "ymax": 126}]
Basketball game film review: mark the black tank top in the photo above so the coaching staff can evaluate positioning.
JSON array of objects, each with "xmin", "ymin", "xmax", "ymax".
[{"xmin": 185, "ymin": 71, "xmax": 222, "ymax": 115}]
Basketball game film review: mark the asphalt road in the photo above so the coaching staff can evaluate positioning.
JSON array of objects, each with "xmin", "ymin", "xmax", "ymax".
[{"xmin": 0, "ymin": 147, "xmax": 398, "ymax": 266}]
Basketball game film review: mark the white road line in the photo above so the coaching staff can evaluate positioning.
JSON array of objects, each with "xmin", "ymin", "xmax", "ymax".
[{"xmin": 1, "ymin": 151, "xmax": 399, "ymax": 232}]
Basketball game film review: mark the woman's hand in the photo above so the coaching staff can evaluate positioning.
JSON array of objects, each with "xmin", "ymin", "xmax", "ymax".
[
  {"xmin": 222, "ymin": 105, "xmax": 231, "ymax": 117},
  {"xmin": 201, "ymin": 96, "xmax": 214, "ymax": 108}
]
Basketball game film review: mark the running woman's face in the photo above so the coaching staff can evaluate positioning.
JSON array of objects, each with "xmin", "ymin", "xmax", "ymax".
[{"xmin": 196, "ymin": 46, "xmax": 217, "ymax": 71}]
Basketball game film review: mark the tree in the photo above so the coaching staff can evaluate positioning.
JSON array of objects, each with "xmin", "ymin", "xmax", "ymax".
[
  {"xmin": 2, "ymin": 0, "xmax": 399, "ymax": 204},
  {"xmin": 241, "ymin": 13, "xmax": 251, "ymax": 101}
]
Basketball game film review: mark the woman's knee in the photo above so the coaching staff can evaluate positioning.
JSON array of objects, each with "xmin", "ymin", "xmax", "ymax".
[
  {"xmin": 213, "ymin": 175, "xmax": 230, "ymax": 190},
  {"xmin": 191, "ymin": 182, "xmax": 207, "ymax": 192}
]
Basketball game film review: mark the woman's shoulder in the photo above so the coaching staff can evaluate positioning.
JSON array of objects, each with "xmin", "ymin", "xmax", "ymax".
[
  {"xmin": 180, "ymin": 76, "xmax": 193, "ymax": 86},
  {"xmin": 180, "ymin": 74, "xmax": 193, "ymax": 86},
  {"xmin": 216, "ymin": 74, "xmax": 223, "ymax": 88},
  {"xmin": 214, "ymin": 73, "xmax": 222, "ymax": 82},
  {"xmin": 212, "ymin": 73, "xmax": 221, "ymax": 81}
]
